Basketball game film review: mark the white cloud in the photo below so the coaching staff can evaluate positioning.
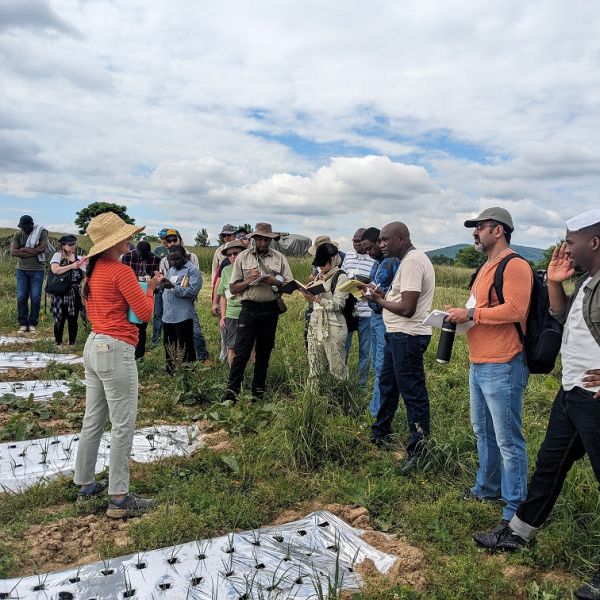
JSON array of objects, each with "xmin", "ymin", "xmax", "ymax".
[{"xmin": 1, "ymin": 0, "xmax": 599, "ymax": 251}]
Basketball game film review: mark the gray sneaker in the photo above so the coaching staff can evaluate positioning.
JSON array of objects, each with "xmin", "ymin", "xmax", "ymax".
[
  {"xmin": 106, "ymin": 493, "xmax": 157, "ymax": 519},
  {"xmin": 76, "ymin": 481, "xmax": 107, "ymax": 501}
]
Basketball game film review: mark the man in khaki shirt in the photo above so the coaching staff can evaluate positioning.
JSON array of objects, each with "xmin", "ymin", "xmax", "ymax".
[{"xmin": 225, "ymin": 223, "xmax": 293, "ymax": 400}]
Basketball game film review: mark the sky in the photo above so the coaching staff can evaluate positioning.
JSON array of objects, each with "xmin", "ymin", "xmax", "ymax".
[{"xmin": 1, "ymin": 0, "xmax": 600, "ymax": 251}]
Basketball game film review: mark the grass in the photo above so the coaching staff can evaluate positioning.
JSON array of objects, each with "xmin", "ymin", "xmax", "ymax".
[{"xmin": 0, "ymin": 254, "xmax": 597, "ymax": 599}]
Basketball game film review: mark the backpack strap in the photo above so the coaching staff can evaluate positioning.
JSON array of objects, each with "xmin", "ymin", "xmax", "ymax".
[
  {"xmin": 491, "ymin": 253, "xmax": 526, "ymax": 343},
  {"xmin": 468, "ymin": 262, "xmax": 485, "ymax": 290},
  {"xmin": 331, "ymin": 269, "xmax": 345, "ymax": 293}
]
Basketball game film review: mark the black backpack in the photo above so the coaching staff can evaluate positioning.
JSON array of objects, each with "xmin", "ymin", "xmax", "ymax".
[
  {"xmin": 331, "ymin": 270, "xmax": 359, "ymax": 332},
  {"xmin": 470, "ymin": 254, "xmax": 563, "ymax": 374}
]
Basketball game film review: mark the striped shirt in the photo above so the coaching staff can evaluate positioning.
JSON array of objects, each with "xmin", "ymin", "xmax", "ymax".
[
  {"xmin": 341, "ymin": 250, "xmax": 375, "ymax": 318},
  {"xmin": 86, "ymin": 256, "xmax": 154, "ymax": 347}
]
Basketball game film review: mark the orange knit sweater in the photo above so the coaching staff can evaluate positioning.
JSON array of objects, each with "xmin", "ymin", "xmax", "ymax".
[
  {"xmin": 86, "ymin": 256, "xmax": 154, "ymax": 347},
  {"xmin": 467, "ymin": 248, "xmax": 533, "ymax": 364}
]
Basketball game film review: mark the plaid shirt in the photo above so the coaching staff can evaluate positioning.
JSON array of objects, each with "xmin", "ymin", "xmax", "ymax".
[{"xmin": 121, "ymin": 250, "xmax": 161, "ymax": 278}]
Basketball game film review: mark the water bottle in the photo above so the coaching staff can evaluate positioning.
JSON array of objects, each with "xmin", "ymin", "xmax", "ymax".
[
  {"xmin": 128, "ymin": 279, "xmax": 148, "ymax": 324},
  {"xmin": 436, "ymin": 318, "xmax": 456, "ymax": 364}
]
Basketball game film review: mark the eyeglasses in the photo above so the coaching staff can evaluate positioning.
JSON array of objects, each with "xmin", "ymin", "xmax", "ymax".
[
  {"xmin": 226, "ymin": 251, "xmax": 240, "ymax": 257},
  {"xmin": 474, "ymin": 222, "xmax": 497, "ymax": 232}
]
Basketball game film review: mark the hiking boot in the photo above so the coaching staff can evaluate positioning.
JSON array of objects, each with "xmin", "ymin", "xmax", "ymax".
[
  {"xmin": 370, "ymin": 435, "xmax": 392, "ymax": 448},
  {"xmin": 106, "ymin": 493, "xmax": 157, "ymax": 519},
  {"xmin": 575, "ymin": 566, "xmax": 600, "ymax": 600},
  {"xmin": 18, "ymin": 326, "xmax": 28, "ymax": 334},
  {"xmin": 76, "ymin": 481, "xmax": 107, "ymax": 501},
  {"xmin": 473, "ymin": 520, "xmax": 530, "ymax": 552}
]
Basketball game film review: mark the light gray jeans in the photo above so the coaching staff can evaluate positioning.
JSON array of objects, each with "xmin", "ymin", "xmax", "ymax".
[{"xmin": 74, "ymin": 332, "xmax": 138, "ymax": 495}]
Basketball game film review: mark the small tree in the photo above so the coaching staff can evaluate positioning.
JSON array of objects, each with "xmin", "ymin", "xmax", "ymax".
[
  {"xmin": 75, "ymin": 202, "xmax": 134, "ymax": 234},
  {"xmin": 194, "ymin": 228, "xmax": 210, "ymax": 247},
  {"xmin": 455, "ymin": 245, "xmax": 486, "ymax": 269},
  {"xmin": 237, "ymin": 223, "xmax": 252, "ymax": 234},
  {"xmin": 430, "ymin": 254, "xmax": 454, "ymax": 266},
  {"xmin": 535, "ymin": 242, "xmax": 562, "ymax": 271}
]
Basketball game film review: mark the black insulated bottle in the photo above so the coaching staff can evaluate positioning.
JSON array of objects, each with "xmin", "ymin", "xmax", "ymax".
[{"xmin": 436, "ymin": 318, "xmax": 456, "ymax": 364}]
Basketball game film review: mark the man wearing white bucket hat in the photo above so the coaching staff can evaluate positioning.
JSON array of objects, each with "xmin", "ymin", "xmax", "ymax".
[
  {"xmin": 74, "ymin": 212, "xmax": 161, "ymax": 519},
  {"xmin": 474, "ymin": 208, "xmax": 600, "ymax": 600}
]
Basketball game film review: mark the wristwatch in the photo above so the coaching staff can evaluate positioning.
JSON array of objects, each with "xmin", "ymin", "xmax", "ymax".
[{"xmin": 467, "ymin": 308, "xmax": 475, "ymax": 321}]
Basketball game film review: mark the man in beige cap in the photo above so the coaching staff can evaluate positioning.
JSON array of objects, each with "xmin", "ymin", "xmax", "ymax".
[
  {"xmin": 472, "ymin": 209, "xmax": 600, "ymax": 600},
  {"xmin": 445, "ymin": 207, "xmax": 533, "ymax": 524},
  {"xmin": 225, "ymin": 223, "xmax": 293, "ymax": 400}
]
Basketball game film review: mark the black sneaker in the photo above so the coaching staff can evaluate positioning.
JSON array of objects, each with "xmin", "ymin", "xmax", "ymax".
[
  {"xmin": 76, "ymin": 481, "xmax": 107, "ymax": 501},
  {"xmin": 370, "ymin": 435, "xmax": 392, "ymax": 448},
  {"xmin": 575, "ymin": 566, "xmax": 600, "ymax": 600},
  {"xmin": 106, "ymin": 494, "xmax": 157, "ymax": 519},
  {"xmin": 473, "ymin": 520, "xmax": 530, "ymax": 552}
]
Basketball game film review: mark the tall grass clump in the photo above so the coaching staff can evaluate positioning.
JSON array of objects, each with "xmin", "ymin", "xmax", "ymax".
[{"xmin": 256, "ymin": 390, "xmax": 365, "ymax": 472}]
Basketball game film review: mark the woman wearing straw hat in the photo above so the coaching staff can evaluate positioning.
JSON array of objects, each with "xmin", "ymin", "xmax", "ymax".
[{"xmin": 74, "ymin": 212, "xmax": 161, "ymax": 519}]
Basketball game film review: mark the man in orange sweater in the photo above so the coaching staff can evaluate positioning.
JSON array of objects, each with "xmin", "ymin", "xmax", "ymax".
[{"xmin": 446, "ymin": 207, "xmax": 533, "ymax": 524}]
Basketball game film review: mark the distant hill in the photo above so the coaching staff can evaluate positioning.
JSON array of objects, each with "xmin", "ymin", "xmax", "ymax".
[{"xmin": 427, "ymin": 243, "xmax": 545, "ymax": 264}]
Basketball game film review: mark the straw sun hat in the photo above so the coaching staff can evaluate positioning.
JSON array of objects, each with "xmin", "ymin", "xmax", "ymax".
[{"xmin": 86, "ymin": 212, "xmax": 145, "ymax": 258}]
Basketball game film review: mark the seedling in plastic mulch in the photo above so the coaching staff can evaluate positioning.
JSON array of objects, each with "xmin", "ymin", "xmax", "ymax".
[
  {"xmin": 266, "ymin": 560, "xmax": 294, "ymax": 593},
  {"xmin": 39, "ymin": 437, "xmax": 51, "ymax": 464},
  {"xmin": 32, "ymin": 564, "xmax": 49, "ymax": 591},
  {"xmin": 249, "ymin": 528, "xmax": 261, "ymax": 546},
  {"xmin": 224, "ymin": 532, "xmax": 235, "ymax": 554},
  {"xmin": 221, "ymin": 553, "xmax": 234, "ymax": 578},
  {"xmin": 101, "ymin": 557, "xmax": 114, "ymax": 576},
  {"xmin": 146, "ymin": 432, "xmax": 157, "ymax": 452},
  {"xmin": 310, "ymin": 547, "xmax": 345, "ymax": 600},
  {"xmin": 195, "ymin": 539, "xmax": 209, "ymax": 560},
  {"xmin": 122, "ymin": 565, "xmax": 136, "ymax": 598},
  {"xmin": 167, "ymin": 542, "xmax": 183, "ymax": 565},
  {"xmin": 135, "ymin": 550, "xmax": 147, "ymax": 570},
  {"xmin": 272, "ymin": 530, "xmax": 284, "ymax": 543},
  {"xmin": 68, "ymin": 566, "xmax": 82, "ymax": 583},
  {"xmin": 0, "ymin": 578, "xmax": 22, "ymax": 599}
]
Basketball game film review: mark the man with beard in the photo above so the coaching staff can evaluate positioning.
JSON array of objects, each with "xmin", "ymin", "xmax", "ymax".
[
  {"xmin": 471, "ymin": 209, "xmax": 600, "ymax": 600},
  {"xmin": 445, "ymin": 207, "xmax": 533, "ymax": 525}
]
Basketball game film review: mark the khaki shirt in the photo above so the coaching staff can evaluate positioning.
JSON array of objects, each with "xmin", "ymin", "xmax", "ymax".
[{"xmin": 230, "ymin": 246, "xmax": 293, "ymax": 302}]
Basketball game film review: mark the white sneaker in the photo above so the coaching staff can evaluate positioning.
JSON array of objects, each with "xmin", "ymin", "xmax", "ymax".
[
  {"xmin": 28, "ymin": 326, "xmax": 37, "ymax": 333},
  {"xmin": 18, "ymin": 326, "xmax": 28, "ymax": 334}
]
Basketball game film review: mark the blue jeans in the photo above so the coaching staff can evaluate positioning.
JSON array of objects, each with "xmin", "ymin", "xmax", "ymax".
[
  {"xmin": 368, "ymin": 312, "xmax": 386, "ymax": 417},
  {"xmin": 192, "ymin": 308, "xmax": 208, "ymax": 361},
  {"xmin": 345, "ymin": 315, "xmax": 372, "ymax": 386},
  {"xmin": 16, "ymin": 269, "xmax": 45, "ymax": 327},
  {"xmin": 151, "ymin": 289, "xmax": 163, "ymax": 345},
  {"xmin": 469, "ymin": 352, "xmax": 529, "ymax": 521},
  {"xmin": 372, "ymin": 332, "xmax": 431, "ymax": 455}
]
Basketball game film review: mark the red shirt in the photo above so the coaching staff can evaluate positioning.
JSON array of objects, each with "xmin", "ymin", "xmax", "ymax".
[{"xmin": 86, "ymin": 256, "xmax": 154, "ymax": 347}]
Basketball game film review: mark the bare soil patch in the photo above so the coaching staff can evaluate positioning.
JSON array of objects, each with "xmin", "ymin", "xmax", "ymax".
[{"xmin": 17, "ymin": 514, "xmax": 132, "ymax": 576}]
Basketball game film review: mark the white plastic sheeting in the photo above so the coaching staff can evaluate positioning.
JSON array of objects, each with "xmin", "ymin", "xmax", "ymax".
[
  {"xmin": 0, "ymin": 510, "xmax": 397, "ymax": 599},
  {"xmin": 0, "ymin": 352, "xmax": 83, "ymax": 372},
  {"xmin": 0, "ymin": 426, "xmax": 204, "ymax": 493},
  {"xmin": 0, "ymin": 335, "xmax": 36, "ymax": 345},
  {"xmin": 0, "ymin": 379, "xmax": 72, "ymax": 400}
]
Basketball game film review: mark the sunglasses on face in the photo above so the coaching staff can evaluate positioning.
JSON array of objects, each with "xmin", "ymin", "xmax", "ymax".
[{"xmin": 165, "ymin": 238, "xmax": 179, "ymax": 244}]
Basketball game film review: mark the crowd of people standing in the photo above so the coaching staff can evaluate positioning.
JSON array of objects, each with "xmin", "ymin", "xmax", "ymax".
[{"xmin": 8, "ymin": 206, "xmax": 600, "ymax": 599}]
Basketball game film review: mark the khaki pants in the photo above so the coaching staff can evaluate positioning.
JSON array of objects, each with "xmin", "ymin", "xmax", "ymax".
[
  {"xmin": 74, "ymin": 333, "xmax": 138, "ymax": 495},
  {"xmin": 307, "ymin": 316, "xmax": 348, "ymax": 390}
]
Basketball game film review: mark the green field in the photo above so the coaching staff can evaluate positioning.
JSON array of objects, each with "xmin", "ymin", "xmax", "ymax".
[{"xmin": 0, "ymin": 252, "xmax": 597, "ymax": 599}]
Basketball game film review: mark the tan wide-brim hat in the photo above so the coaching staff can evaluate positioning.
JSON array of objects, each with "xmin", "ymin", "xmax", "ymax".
[
  {"xmin": 86, "ymin": 212, "xmax": 145, "ymax": 258},
  {"xmin": 221, "ymin": 240, "xmax": 246, "ymax": 255},
  {"xmin": 308, "ymin": 235, "xmax": 338, "ymax": 256},
  {"xmin": 248, "ymin": 222, "xmax": 280, "ymax": 240}
]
